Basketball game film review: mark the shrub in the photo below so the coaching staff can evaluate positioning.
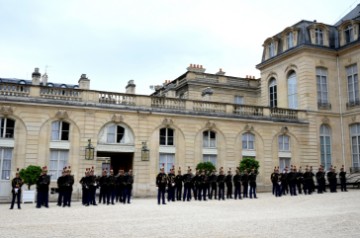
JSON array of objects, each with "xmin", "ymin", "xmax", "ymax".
[
  {"xmin": 239, "ymin": 157, "xmax": 259, "ymax": 173},
  {"xmin": 19, "ymin": 165, "xmax": 42, "ymax": 190},
  {"xmin": 196, "ymin": 161, "xmax": 216, "ymax": 175}
]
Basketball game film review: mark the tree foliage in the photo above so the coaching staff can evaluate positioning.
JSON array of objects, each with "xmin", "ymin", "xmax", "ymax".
[
  {"xmin": 239, "ymin": 157, "xmax": 259, "ymax": 173},
  {"xmin": 19, "ymin": 165, "xmax": 42, "ymax": 190},
  {"xmin": 196, "ymin": 161, "xmax": 216, "ymax": 175}
]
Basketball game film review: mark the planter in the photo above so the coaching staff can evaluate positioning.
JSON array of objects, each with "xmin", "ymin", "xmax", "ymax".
[{"xmin": 22, "ymin": 190, "xmax": 36, "ymax": 204}]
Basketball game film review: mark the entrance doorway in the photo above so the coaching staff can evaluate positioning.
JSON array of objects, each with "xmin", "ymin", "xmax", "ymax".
[{"xmin": 97, "ymin": 152, "xmax": 133, "ymax": 175}]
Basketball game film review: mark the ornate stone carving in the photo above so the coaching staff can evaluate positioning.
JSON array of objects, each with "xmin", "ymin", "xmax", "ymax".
[
  {"xmin": 205, "ymin": 120, "xmax": 216, "ymax": 130},
  {"xmin": 244, "ymin": 124, "xmax": 254, "ymax": 132},
  {"xmin": 162, "ymin": 118, "xmax": 173, "ymax": 127},
  {"xmin": 280, "ymin": 126, "xmax": 289, "ymax": 134},
  {"xmin": 0, "ymin": 106, "xmax": 13, "ymax": 116},
  {"xmin": 55, "ymin": 110, "xmax": 68, "ymax": 119},
  {"xmin": 322, "ymin": 117, "xmax": 330, "ymax": 124},
  {"xmin": 112, "ymin": 114, "xmax": 123, "ymax": 123}
]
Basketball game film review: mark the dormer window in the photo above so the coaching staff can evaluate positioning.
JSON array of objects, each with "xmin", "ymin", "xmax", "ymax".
[
  {"xmin": 345, "ymin": 25, "xmax": 354, "ymax": 43},
  {"xmin": 315, "ymin": 28, "xmax": 323, "ymax": 45},
  {"xmin": 47, "ymin": 83, "xmax": 54, "ymax": 87},
  {"xmin": 287, "ymin": 32, "xmax": 294, "ymax": 49},
  {"xmin": 60, "ymin": 84, "xmax": 67, "ymax": 88},
  {"xmin": 269, "ymin": 42, "xmax": 275, "ymax": 57}
]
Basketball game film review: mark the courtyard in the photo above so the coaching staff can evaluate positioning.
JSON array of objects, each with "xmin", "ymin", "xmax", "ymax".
[{"xmin": 1, "ymin": 190, "xmax": 360, "ymax": 238}]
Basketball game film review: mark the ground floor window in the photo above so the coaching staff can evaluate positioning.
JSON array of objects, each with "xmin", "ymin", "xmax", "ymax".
[
  {"xmin": 203, "ymin": 154, "xmax": 217, "ymax": 167},
  {"xmin": 279, "ymin": 157, "xmax": 290, "ymax": 172},
  {"xmin": 0, "ymin": 147, "xmax": 12, "ymax": 180},
  {"xmin": 350, "ymin": 124, "xmax": 360, "ymax": 168},
  {"xmin": 159, "ymin": 153, "xmax": 175, "ymax": 173},
  {"xmin": 49, "ymin": 149, "xmax": 69, "ymax": 180}
]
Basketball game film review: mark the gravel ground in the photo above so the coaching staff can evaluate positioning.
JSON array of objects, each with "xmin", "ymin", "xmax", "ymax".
[{"xmin": 1, "ymin": 190, "xmax": 360, "ymax": 238}]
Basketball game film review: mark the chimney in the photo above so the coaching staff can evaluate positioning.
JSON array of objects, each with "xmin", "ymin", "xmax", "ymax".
[
  {"xmin": 42, "ymin": 73, "xmax": 48, "ymax": 85},
  {"xmin": 216, "ymin": 68, "xmax": 225, "ymax": 75},
  {"xmin": 78, "ymin": 74, "xmax": 90, "ymax": 90},
  {"xmin": 126, "ymin": 80, "xmax": 136, "ymax": 94},
  {"xmin": 32, "ymin": 68, "xmax": 41, "ymax": 85},
  {"xmin": 186, "ymin": 63, "xmax": 206, "ymax": 73}
]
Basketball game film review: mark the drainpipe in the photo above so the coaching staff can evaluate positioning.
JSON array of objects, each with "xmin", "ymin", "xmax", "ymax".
[{"xmin": 336, "ymin": 55, "xmax": 346, "ymax": 168}]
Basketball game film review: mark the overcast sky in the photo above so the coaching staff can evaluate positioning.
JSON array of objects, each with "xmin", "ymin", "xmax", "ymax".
[{"xmin": 0, "ymin": 0, "xmax": 358, "ymax": 95}]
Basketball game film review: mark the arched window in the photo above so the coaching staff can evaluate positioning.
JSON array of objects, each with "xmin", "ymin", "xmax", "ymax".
[
  {"xmin": 159, "ymin": 128, "xmax": 174, "ymax": 146},
  {"xmin": 278, "ymin": 135, "xmax": 290, "ymax": 151},
  {"xmin": 242, "ymin": 132, "xmax": 255, "ymax": 150},
  {"xmin": 350, "ymin": 123, "xmax": 360, "ymax": 168},
  {"xmin": 203, "ymin": 130, "xmax": 216, "ymax": 148},
  {"xmin": 51, "ymin": 121, "xmax": 70, "ymax": 141},
  {"xmin": 269, "ymin": 78, "xmax": 277, "ymax": 108},
  {"xmin": 0, "ymin": 118, "xmax": 15, "ymax": 139},
  {"xmin": 107, "ymin": 124, "xmax": 125, "ymax": 143},
  {"xmin": 288, "ymin": 72, "xmax": 298, "ymax": 109},
  {"xmin": 320, "ymin": 125, "xmax": 332, "ymax": 170}
]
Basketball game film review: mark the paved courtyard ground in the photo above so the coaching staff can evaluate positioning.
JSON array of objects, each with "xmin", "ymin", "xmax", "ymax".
[{"xmin": 1, "ymin": 190, "xmax": 360, "ymax": 238}]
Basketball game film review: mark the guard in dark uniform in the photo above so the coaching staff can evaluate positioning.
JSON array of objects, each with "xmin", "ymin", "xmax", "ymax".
[
  {"xmin": 327, "ymin": 166, "xmax": 337, "ymax": 192},
  {"xmin": 208, "ymin": 170, "xmax": 217, "ymax": 200},
  {"xmin": 10, "ymin": 168, "xmax": 23, "ymax": 210},
  {"xmin": 280, "ymin": 167, "xmax": 289, "ymax": 195},
  {"xmin": 217, "ymin": 167, "xmax": 225, "ymax": 200},
  {"xmin": 99, "ymin": 169, "xmax": 108, "ymax": 204},
  {"xmin": 225, "ymin": 168, "xmax": 233, "ymax": 199},
  {"xmin": 79, "ymin": 169, "xmax": 90, "ymax": 205},
  {"xmin": 106, "ymin": 169, "xmax": 117, "ymax": 205},
  {"xmin": 316, "ymin": 165, "xmax": 326, "ymax": 193},
  {"xmin": 167, "ymin": 167, "xmax": 176, "ymax": 202},
  {"xmin": 303, "ymin": 166, "xmax": 312, "ymax": 195},
  {"xmin": 182, "ymin": 167, "xmax": 193, "ymax": 201},
  {"xmin": 296, "ymin": 166, "xmax": 304, "ymax": 194},
  {"xmin": 198, "ymin": 170, "xmax": 208, "ymax": 201},
  {"xmin": 175, "ymin": 167, "xmax": 183, "ymax": 201},
  {"xmin": 288, "ymin": 166, "xmax": 297, "ymax": 196},
  {"xmin": 274, "ymin": 167, "xmax": 281, "ymax": 197},
  {"xmin": 57, "ymin": 168, "xmax": 66, "ymax": 206},
  {"xmin": 241, "ymin": 169, "xmax": 249, "ymax": 198},
  {"xmin": 339, "ymin": 165, "xmax": 347, "ymax": 192},
  {"xmin": 270, "ymin": 167, "xmax": 277, "ymax": 195},
  {"xmin": 192, "ymin": 169, "xmax": 200, "ymax": 200},
  {"xmin": 249, "ymin": 168, "xmax": 258, "ymax": 199},
  {"xmin": 63, "ymin": 166, "xmax": 74, "ymax": 207},
  {"xmin": 156, "ymin": 167, "xmax": 168, "ymax": 205},
  {"xmin": 89, "ymin": 167, "xmax": 97, "ymax": 205},
  {"xmin": 309, "ymin": 166, "xmax": 315, "ymax": 193},
  {"xmin": 124, "ymin": 169, "xmax": 134, "ymax": 204},
  {"xmin": 36, "ymin": 166, "xmax": 50, "ymax": 208},
  {"xmin": 116, "ymin": 169, "xmax": 125, "ymax": 203},
  {"xmin": 233, "ymin": 168, "xmax": 242, "ymax": 200}
]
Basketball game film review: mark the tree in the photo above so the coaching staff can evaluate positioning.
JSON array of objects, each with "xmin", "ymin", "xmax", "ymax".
[
  {"xmin": 19, "ymin": 165, "xmax": 42, "ymax": 190},
  {"xmin": 239, "ymin": 157, "xmax": 259, "ymax": 173},
  {"xmin": 196, "ymin": 161, "xmax": 216, "ymax": 175}
]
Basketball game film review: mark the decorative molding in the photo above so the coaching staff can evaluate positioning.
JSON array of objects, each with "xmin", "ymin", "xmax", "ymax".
[
  {"xmin": 159, "ymin": 146, "xmax": 176, "ymax": 153},
  {"xmin": 112, "ymin": 114, "xmax": 123, "ymax": 123},
  {"xmin": 278, "ymin": 151, "xmax": 292, "ymax": 158},
  {"xmin": 0, "ymin": 106, "xmax": 14, "ymax": 116},
  {"xmin": 351, "ymin": 116, "xmax": 357, "ymax": 122},
  {"xmin": 162, "ymin": 118, "xmax": 173, "ymax": 127},
  {"xmin": 49, "ymin": 141, "xmax": 70, "ymax": 149},
  {"xmin": 285, "ymin": 64, "xmax": 297, "ymax": 74},
  {"xmin": 205, "ymin": 120, "xmax": 216, "ymax": 130},
  {"xmin": 322, "ymin": 117, "xmax": 330, "ymax": 124},
  {"xmin": 244, "ymin": 124, "xmax": 254, "ymax": 132},
  {"xmin": 280, "ymin": 126, "xmax": 289, "ymax": 134},
  {"xmin": 55, "ymin": 110, "xmax": 68, "ymax": 119},
  {"xmin": 97, "ymin": 144, "xmax": 135, "ymax": 152},
  {"xmin": 202, "ymin": 148, "xmax": 218, "ymax": 155},
  {"xmin": 242, "ymin": 150, "xmax": 256, "ymax": 157},
  {"xmin": 0, "ymin": 139, "xmax": 15, "ymax": 147}
]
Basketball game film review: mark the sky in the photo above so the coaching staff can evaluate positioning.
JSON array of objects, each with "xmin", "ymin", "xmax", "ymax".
[{"xmin": 0, "ymin": 0, "xmax": 359, "ymax": 95}]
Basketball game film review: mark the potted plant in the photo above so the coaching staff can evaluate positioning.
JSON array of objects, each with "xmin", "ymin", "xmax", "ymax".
[
  {"xmin": 196, "ymin": 161, "xmax": 216, "ymax": 175},
  {"xmin": 19, "ymin": 165, "xmax": 42, "ymax": 203}
]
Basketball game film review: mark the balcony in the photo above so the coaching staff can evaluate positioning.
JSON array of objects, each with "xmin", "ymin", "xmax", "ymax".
[
  {"xmin": 317, "ymin": 102, "xmax": 332, "ymax": 110},
  {"xmin": 346, "ymin": 99, "xmax": 360, "ymax": 109},
  {"xmin": 0, "ymin": 82, "xmax": 307, "ymax": 123}
]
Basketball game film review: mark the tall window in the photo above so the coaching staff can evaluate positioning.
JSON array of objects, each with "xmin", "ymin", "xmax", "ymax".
[
  {"xmin": 107, "ymin": 125, "xmax": 125, "ymax": 143},
  {"xmin": 350, "ymin": 124, "xmax": 360, "ymax": 168},
  {"xmin": 288, "ymin": 72, "xmax": 298, "ymax": 109},
  {"xmin": 242, "ymin": 132, "xmax": 255, "ymax": 150},
  {"xmin": 279, "ymin": 158, "xmax": 290, "ymax": 172},
  {"xmin": 51, "ymin": 121, "xmax": 69, "ymax": 141},
  {"xmin": 49, "ymin": 149, "xmax": 68, "ymax": 180},
  {"xmin": 345, "ymin": 25, "xmax": 354, "ymax": 43},
  {"xmin": 234, "ymin": 96, "xmax": 244, "ymax": 105},
  {"xmin": 269, "ymin": 78, "xmax": 277, "ymax": 108},
  {"xmin": 0, "ymin": 148, "xmax": 12, "ymax": 180},
  {"xmin": 160, "ymin": 128, "xmax": 174, "ymax": 146},
  {"xmin": 315, "ymin": 28, "xmax": 323, "ymax": 45},
  {"xmin": 278, "ymin": 135, "xmax": 290, "ymax": 151},
  {"xmin": 203, "ymin": 154, "xmax": 217, "ymax": 166},
  {"xmin": 320, "ymin": 125, "xmax": 332, "ymax": 170},
  {"xmin": 159, "ymin": 153, "xmax": 175, "ymax": 173},
  {"xmin": 287, "ymin": 32, "xmax": 294, "ymax": 49},
  {"xmin": 0, "ymin": 118, "xmax": 15, "ymax": 139},
  {"xmin": 203, "ymin": 130, "xmax": 216, "ymax": 148},
  {"xmin": 347, "ymin": 64, "xmax": 359, "ymax": 105},
  {"xmin": 316, "ymin": 67, "xmax": 329, "ymax": 105},
  {"xmin": 269, "ymin": 42, "xmax": 275, "ymax": 57}
]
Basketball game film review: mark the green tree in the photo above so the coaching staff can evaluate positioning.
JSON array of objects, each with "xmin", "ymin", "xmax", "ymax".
[
  {"xmin": 19, "ymin": 165, "xmax": 42, "ymax": 190},
  {"xmin": 239, "ymin": 157, "xmax": 259, "ymax": 173},
  {"xmin": 196, "ymin": 161, "xmax": 216, "ymax": 175}
]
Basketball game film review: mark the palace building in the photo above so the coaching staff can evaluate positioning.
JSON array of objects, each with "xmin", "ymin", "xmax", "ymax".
[{"xmin": 1, "ymin": 5, "xmax": 360, "ymax": 200}]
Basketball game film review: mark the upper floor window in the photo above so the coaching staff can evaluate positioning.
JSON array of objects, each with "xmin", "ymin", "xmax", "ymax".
[
  {"xmin": 242, "ymin": 132, "xmax": 255, "ymax": 150},
  {"xmin": 316, "ymin": 67, "xmax": 329, "ymax": 105},
  {"xmin": 346, "ymin": 64, "xmax": 359, "ymax": 105},
  {"xmin": 269, "ymin": 42, "xmax": 275, "ymax": 57},
  {"xmin": 0, "ymin": 118, "xmax": 15, "ymax": 139},
  {"xmin": 51, "ymin": 121, "xmax": 69, "ymax": 141},
  {"xmin": 288, "ymin": 72, "xmax": 298, "ymax": 109},
  {"xmin": 234, "ymin": 96, "xmax": 244, "ymax": 105},
  {"xmin": 350, "ymin": 123, "xmax": 360, "ymax": 168},
  {"xmin": 269, "ymin": 78, "xmax": 277, "ymax": 108},
  {"xmin": 107, "ymin": 124, "xmax": 125, "ymax": 143},
  {"xmin": 278, "ymin": 135, "xmax": 290, "ymax": 151},
  {"xmin": 160, "ymin": 128, "xmax": 174, "ymax": 146},
  {"xmin": 345, "ymin": 25, "xmax": 354, "ymax": 43},
  {"xmin": 315, "ymin": 28, "xmax": 323, "ymax": 45},
  {"xmin": 203, "ymin": 130, "xmax": 216, "ymax": 148},
  {"xmin": 287, "ymin": 32, "xmax": 294, "ymax": 49}
]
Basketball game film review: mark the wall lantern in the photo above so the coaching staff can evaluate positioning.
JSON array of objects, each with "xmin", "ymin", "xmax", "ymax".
[
  {"xmin": 85, "ymin": 139, "xmax": 95, "ymax": 160},
  {"xmin": 141, "ymin": 141, "xmax": 150, "ymax": 161}
]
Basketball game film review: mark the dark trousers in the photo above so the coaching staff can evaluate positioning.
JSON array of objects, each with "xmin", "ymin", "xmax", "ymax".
[
  {"xmin": 168, "ymin": 186, "xmax": 175, "ymax": 202},
  {"xmin": 36, "ymin": 190, "xmax": 49, "ymax": 208},
  {"xmin": 175, "ymin": 185, "xmax": 182, "ymax": 201},
  {"xmin": 209, "ymin": 184, "xmax": 217, "ymax": 199},
  {"xmin": 289, "ymin": 182, "xmax": 297, "ymax": 196},
  {"xmin": 272, "ymin": 182, "xmax": 276, "ymax": 195},
  {"xmin": 226, "ymin": 183, "xmax": 233, "ymax": 199},
  {"xmin": 234, "ymin": 183, "xmax": 241, "ymax": 199},
  {"xmin": 249, "ymin": 183, "xmax": 257, "ymax": 198},
  {"xmin": 107, "ymin": 188, "xmax": 116, "ymax": 205},
  {"xmin": 63, "ymin": 188, "xmax": 72, "ymax": 206},
  {"xmin": 99, "ymin": 187, "xmax": 107, "ymax": 204},
  {"xmin": 183, "ymin": 185, "xmax": 191, "ymax": 201},
  {"xmin": 275, "ymin": 183, "xmax": 281, "ymax": 197},
  {"xmin": 243, "ymin": 184, "xmax": 248, "ymax": 198},
  {"xmin": 157, "ymin": 186, "xmax": 166, "ymax": 204},
  {"xmin": 198, "ymin": 185, "xmax": 207, "ymax": 201},
  {"xmin": 124, "ymin": 186, "xmax": 132, "ymax": 203},
  {"xmin": 57, "ymin": 190, "xmax": 64, "ymax": 206},
  {"xmin": 90, "ymin": 186, "xmax": 97, "ymax": 205},
  {"xmin": 192, "ymin": 186, "xmax": 198, "ymax": 200},
  {"xmin": 117, "ymin": 187, "xmax": 125, "ymax": 203},
  {"xmin": 340, "ymin": 179, "xmax": 347, "ymax": 191},
  {"xmin": 297, "ymin": 181, "xmax": 302, "ymax": 194},
  {"xmin": 10, "ymin": 191, "xmax": 21, "ymax": 209},
  {"xmin": 218, "ymin": 184, "xmax": 225, "ymax": 200}
]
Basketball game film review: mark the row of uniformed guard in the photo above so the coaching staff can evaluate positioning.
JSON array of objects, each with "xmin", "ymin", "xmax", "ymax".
[
  {"xmin": 270, "ymin": 165, "xmax": 348, "ymax": 197},
  {"xmin": 155, "ymin": 166, "xmax": 258, "ymax": 205}
]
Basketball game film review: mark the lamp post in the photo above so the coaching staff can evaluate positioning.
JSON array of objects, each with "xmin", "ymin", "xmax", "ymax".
[
  {"xmin": 141, "ymin": 141, "xmax": 150, "ymax": 161},
  {"xmin": 85, "ymin": 139, "xmax": 95, "ymax": 160}
]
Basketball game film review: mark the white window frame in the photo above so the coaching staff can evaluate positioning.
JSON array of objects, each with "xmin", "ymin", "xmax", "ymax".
[
  {"xmin": 278, "ymin": 135, "xmax": 290, "ymax": 152},
  {"xmin": 279, "ymin": 157, "xmax": 291, "ymax": 172},
  {"xmin": 269, "ymin": 42, "xmax": 275, "ymax": 57},
  {"xmin": 159, "ymin": 128, "xmax": 174, "ymax": 146},
  {"xmin": 0, "ymin": 147, "xmax": 12, "ymax": 180},
  {"xmin": 316, "ymin": 67, "xmax": 329, "ymax": 104},
  {"xmin": 106, "ymin": 124, "xmax": 125, "ymax": 144},
  {"xmin": 159, "ymin": 153, "xmax": 175, "ymax": 173},
  {"xmin": 49, "ymin": 149, "xmax": 69, "ymax": 180},
  {"xmin": 350, "ymin": 124, "xmax": 360, "ymax": 168},
  {"xmin": 345, "ymin": 25, "xmax": 354, "ymax": 43},
  {"xmin": 269, "ymin": 78, "xmax": 277, "ymax": 108},
  {"xmin": 315, "ymin": 28, "xmax": 323, "ymax": 45},
  {"xmin": 0, "ymin": 118, "xmax": 15, "ymax": 139},
  {"xmin": 203, "ymin": 130, "xmax": 216, "ymax": 148},
  {"xmin": 242, "ymin": 132, "xmax": 255, "ymax": 150},
  {"xmin": 287, "ymin": 32, "xmax": 294, "ymax": 49},
  {"xmin": 51, "ymin": 121, "xmax": 70, "ymax": 141},
  {"xmin": 347, "ymin": 64, "xmax": 359, "ymax": 104},
  {"xmin": 320, "ymin": 125, "xmax": 332, "ymax": 170},
  {"xmin": 287, "ymin": 72, "xmax": 298, "ymax": 109}
]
